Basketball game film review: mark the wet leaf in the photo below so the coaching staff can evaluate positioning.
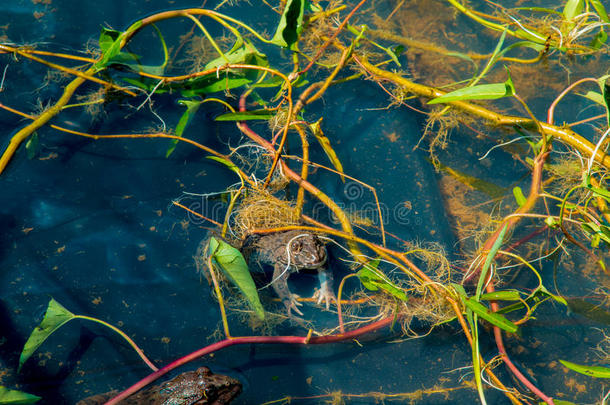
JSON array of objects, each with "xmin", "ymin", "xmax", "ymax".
[
  {"xmin": 357, "ymin": 259, "xmax": 408, "ymax": 301},
  {"xmin": 19, "ymin": 299, "xmax": 75, "ymax": 372},
  {"xmin": 205, "ymin": 40, "xmax": 268, "ymax": 71},
  {"xmin": 214, "ymin": 110, "xmax": 275, "ymax": 121},
  {"xmin": 310, "ymin": 119, "xmax": 345, "ymax": 182},
  {"xmin": 166, "ymin": 99, "xmax": 202, "ymax": 157},
  {"xmin": 539, "ymin": 400, "xmax": 578, "ymax": 405},
  {"xmin": 25, "ymin": 133, "xmax": 38, "ymax": 160},
  {"xmin": 479, "ymin": 290, "xmax": 521, "ymax": 301},
  {"xmin": 428, "ymin": 70, "xmax": 515, "ymax": 104},
  {"xmin": 206, "ymin": 156, "xmax": 242, "ymax": 181},
  {"xmin": 512, "ymin": 186, "xmax": 526, "ymax": 207},
  {"xmin": 591, "ymin": 0, "xmax": 610, "ymax": 23},
  {"xmin": 563, "ymin": 0, "xmax": 583, "ymax": 21},
  {"xmin": 208, "ymin": 237, "xmax": 265, "ymax": 320},
  {"xmin": 462, "ymin": 298, "xmax": 518, "ymax": 333},
  {"xmin": 98, "ymin": 28, "xmax": 121, "ymax": 54},
  {"xmin": 475, "ymin": 225, "xmax": 506, "ymax": 300},
  {"xmin": 559, "ymin": 359, "xmax": 610, "ymax": 378},
  {"xmin": 0, "ymin": 386, "xmax": 41, "ymax": 404},
  {"xmin": 271, "ymin": 0, "xmax": 305, "ymax": 50}
]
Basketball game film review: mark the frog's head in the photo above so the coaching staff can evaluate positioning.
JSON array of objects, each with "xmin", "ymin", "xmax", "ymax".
[{"xmin": 287, "ymin": 233, "xmax": 327, "ymax": 269}]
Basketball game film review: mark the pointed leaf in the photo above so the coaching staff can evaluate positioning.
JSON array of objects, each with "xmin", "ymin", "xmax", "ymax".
[
  {"xmin": 479, "ymin": 290, "xmax": 521, "ymax": 301},
  {"xmin": 19, "ymin": 299, "xmax": 75, "ymax": 372},
  {"xmin": 462, "ymin": 298, "xmax": 518, "ymax": 333},
  {"xmin": 560, "ymin": 359, "xmax": 610, "ymax": 378},
  {"xmin": 591, "ymin": 0, "xmax": 610, "ymax": 22},
  {"xmin": 214, "ymin": 110, "xmax": 275, "ymax": 121},
  {"xmin": 428, "ymin": 81, "xmax": 515, "ymax": 104},
  {"xmin": 25, "ymin": 133, "xmax": 39, "ymax": 160},
  {"xmin": 513, "ymin": 186, "xmax": 526, "ymax": 207},
  {"xmin": 357, "ymin": 259, "xmax": 408, "ymax": 301},
  {"xmin": 206, "ymin": 156, "xmax": 243, "ymax": 181},
  {"xmin": 167, "ymin": 100, "xmax": 202, "ymax": 157},
  {"xmin": 0, "ymin": 387, "xmax": 41, "ymax": 404},
  {"xmin": 563, "ymin": 0, "xmax": 584, "ymax": 21},
  {"xmin": 271, "ymin": 0, "xmax": 305, "ymax": 50},
  {"xmin": 209, "ymin": 237, "xmax": 265, "ymax": 320}
]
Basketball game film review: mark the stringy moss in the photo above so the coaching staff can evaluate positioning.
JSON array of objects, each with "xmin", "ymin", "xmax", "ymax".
[{"xmin": 232, "ymin": 188, "xmax": 301, "ymax": 240}]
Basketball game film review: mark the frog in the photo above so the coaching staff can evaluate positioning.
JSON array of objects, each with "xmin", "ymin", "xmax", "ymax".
[
  {"xmin": 241, "ymin": 230, "xmax": 335, "ymax": 317},
  {"xmin": 77, "ymin": 366, "xmax": 242, "ymax": 405}
]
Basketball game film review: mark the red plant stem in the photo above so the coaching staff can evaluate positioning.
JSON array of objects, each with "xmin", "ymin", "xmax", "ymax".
[
  {"xmin": 105, "ymin": 317, "xmax": 393, "ymax": 404},
  {"xmin": 491, "ymin": 301, "xmax": 554, "ymax": 405}
]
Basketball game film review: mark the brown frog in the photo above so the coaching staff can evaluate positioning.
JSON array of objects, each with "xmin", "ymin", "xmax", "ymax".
[
  {"xmin": 242, "ymin": 230, "xmax": 334, "ymax": 317},
  {"xmin": 77, "ymin": 367, "xmax": 242, "ymax": 405}
]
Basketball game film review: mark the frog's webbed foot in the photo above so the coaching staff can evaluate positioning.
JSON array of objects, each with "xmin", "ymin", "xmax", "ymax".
[
  {"xmin": 312, "ymin": 280, "xmax": 336, "ymax": 310},
  {"xmin": 283, "ymin": 293, "xmax": 304, "ymax": 317}
]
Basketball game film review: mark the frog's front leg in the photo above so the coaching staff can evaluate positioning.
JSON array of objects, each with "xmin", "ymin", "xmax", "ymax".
[
  {"xmin": 312, "ymin": 268, "xmax": 336, "ymax": 310},
  {"xmin": 272, "ymin": 263, "xmax": 303, "ymax": 317}
]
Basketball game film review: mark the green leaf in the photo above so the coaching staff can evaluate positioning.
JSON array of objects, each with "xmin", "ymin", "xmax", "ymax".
[
  {"xmin": 603, "ymin": 79, "xmax": 610, "ymax": 126},
  {"xmin": 563, "ymin": 0, "xmax": 584, "ymax": 20},
  {"xmin": 166, "ymin": 100, "xmax": 202, "ymax": 157},
  {"xmin": 591, "ymin": 0, "xmax": 610, "ymax": 22},
  {"xmin": 428, "ymin": 68, "xmax": 515, "ymax": 104},
  {"xmin": 428, "ymin": 81, "xmax": 515, "ymax": 104},
  {"xmin": 591, "ymin": 29, "xmax": 608, "ymax": 49},
  {"xmin": 95, "ymin": 28, "xmax": 124, "ymax": 70},
  {"xmin": 0, "ymin": 386, "xmax": 41, "ymax": 404},
  {"xmin": 580, "ymin": 90, "xmax": 605, "ymax": 106},
  {"xmin": 25, "ymin": 133, "xmax": 39, "ymax": 160},
  {"xmin": 475, "ymin": 224, "xmax": 506, "ymax": 302},
  {"xmin": 271, "ymin": 0, "xmax": 305, "ymax": 50},
  {"xmin": 205, "ymin": 40, "xmax": 268, "ymax": 71},
  {"xmin": 19, "ymin": 299, "xmax": 76, "ymax": 372},
  {"xmin": 206, "ymin": 156, "xmax": 242, "ymax": 181},
  {"xmin": 208, "ymin": 237, "xmax": 265, "ymax": 320},
  {"xmin": 559, "ymin": 359, "xmax": 610, "ymax": 378},
  {"xmin": 180, "ymin": 76, "xmax": 251, "ymax": 97},
  {"xmin": 98, "ymin": 28, "xmax": 121, "ymax": 54},
  {"xmin": 512, "ymin": 186, "xmax": 527, "ymax": 207},
  {"xmin": 462, "ymin": 298, "xmax": 518, "ymax": 333},
  {"xmin": 357, "ymin": 259, "xmax": 408, "ymax": 301},
  {"xmin": 479, "ymin": 290, "xmax": 521, "ymax": 301},
  {"xmin": 214, "ymin": 110, "xmax": 275, "ymax": 121}
]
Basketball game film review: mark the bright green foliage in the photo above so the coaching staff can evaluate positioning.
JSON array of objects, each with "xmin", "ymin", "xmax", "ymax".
[
  {"xmin": 25, "ymin": 133, "xmax": 38, "ymax": 160},
  {"xmin": 166, "ymin": 100, "xmax": 202, "ymax": 157},
  {"xmin": 479, "ymin": 290, "xmax": 521, "ymax": 301},
  {"xmin": 562, "ymin": 0, "xmax": 583, "ymax": 21},
  {"xmin": 19, "ymin": 299, "xmax": 75, "ymax": 372},
  {"xmin": 428, "ymin": 71, "xmax": 515, "ymax": 104},
  {"xmin": 560, "ymin": 359, "xmax": 610, "ymax": 378},
  {"xmin": 271, "ymin": 0, "xmax": 305, "ymax": 50},
  {"xmin": 0, "ymin": 386, "xmax": 41, "ymax": 404},
  {"xmin": 214, "ymin": 110, "xmax": 275, "ymax": 121},
  {"xmin": 513, "ymin": 186, "xmax": 526, "ymax": 207},
  {"xmin": 462, "ymin": 298, "xmax": 518, "ymax": 333},
  {"xmin": 357, "ymin": 259, "xmax": 408, "ymax": 301},
  {"xmin": 208, "ymin": 237, "xmax": 265, "ymax": 320}
]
